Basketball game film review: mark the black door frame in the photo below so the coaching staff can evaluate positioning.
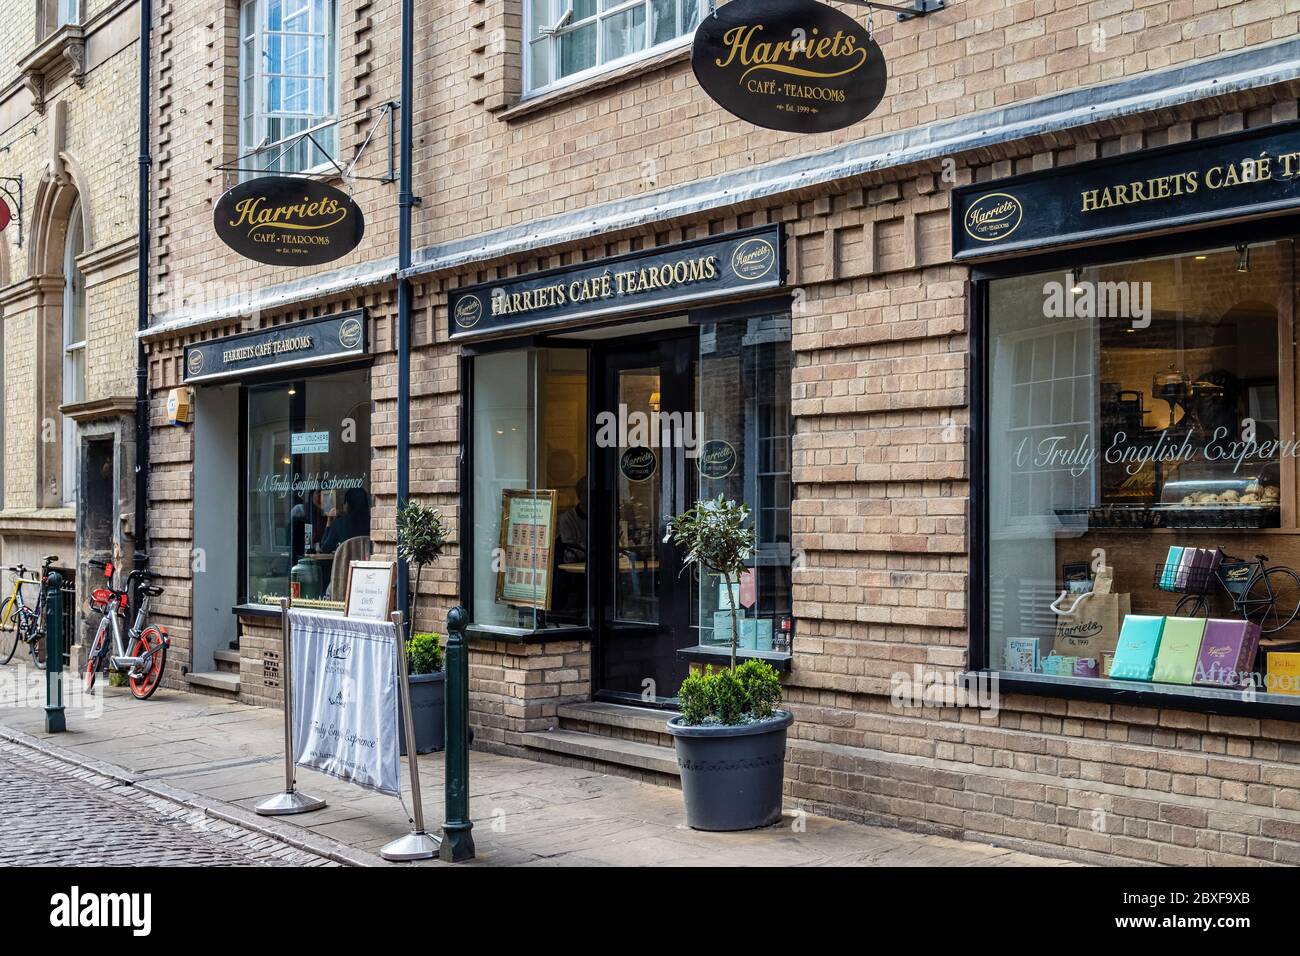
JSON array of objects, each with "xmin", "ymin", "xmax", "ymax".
[{"xmin": 591, "ymin": 329, "xmax": 698, "ymax": 707}]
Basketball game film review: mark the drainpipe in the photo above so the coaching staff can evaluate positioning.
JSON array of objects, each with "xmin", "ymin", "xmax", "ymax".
[
  {"xmin": 395, "ymin": 0, "xmax": 415, "ymax": 626},
  {"xmin": 133, "ymin": 0, "xmax": 152, "ymax": 590}
]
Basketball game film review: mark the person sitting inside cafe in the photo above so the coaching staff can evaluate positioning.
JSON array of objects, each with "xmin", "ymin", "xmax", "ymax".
[{"xmin": 320, "ymin": 487, "xmax": 372, "ymax": 554}]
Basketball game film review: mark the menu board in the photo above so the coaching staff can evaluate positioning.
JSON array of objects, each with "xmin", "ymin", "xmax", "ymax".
[
  {"xmin": 496, "ymin": 490, "xmax": 557, "ymax": 610},
  {"xmin": 344, "ymin": 560, "xmax": 396, "ymax": 622}
]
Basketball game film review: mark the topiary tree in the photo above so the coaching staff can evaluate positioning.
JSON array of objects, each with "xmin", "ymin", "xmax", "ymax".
[
  {"xmin": 664, "ymin": 493, "xmax": 755, "ymax": 670},
  {"xmin": 395, "ymin": 499, "xmax": 447, "ymax": 635}
]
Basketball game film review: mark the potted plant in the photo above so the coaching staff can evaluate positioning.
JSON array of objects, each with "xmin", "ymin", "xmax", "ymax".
[
  {"xmin": 396, "ymin": 499, "xmax": 448, "ymax": 754},
  {"xmin": 663, "ymin": 494, "xmax": 793, "ymax": 831}
]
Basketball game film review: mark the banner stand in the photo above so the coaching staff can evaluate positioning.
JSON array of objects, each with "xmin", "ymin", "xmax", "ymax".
[
  {"xmin": 379, "ymin": 609, "xmax": 440, "ymax": 861},
  {"xmin": 256, "ymin": 597, "xmax": 327, "ymax": 816}
]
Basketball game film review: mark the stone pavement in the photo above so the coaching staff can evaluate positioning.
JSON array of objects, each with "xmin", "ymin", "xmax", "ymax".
[
  {"xmin": 0, "ymin": 669, "xmax": 1076, "ymax": 867},
  {"xmin": 0, "ymin": 740, "xmax": 337, "ymax": 866}
]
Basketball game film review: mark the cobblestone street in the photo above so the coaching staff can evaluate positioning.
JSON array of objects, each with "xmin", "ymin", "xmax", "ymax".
[{"xmin": 0, "ymin": 741, "xmax": 336, "ymax": 867}]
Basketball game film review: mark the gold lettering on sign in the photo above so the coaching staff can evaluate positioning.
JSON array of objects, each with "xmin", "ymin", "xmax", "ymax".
[
  {"xmin": 222, "ymin": 335, "xmax": 315, "ymax": 365},
  {"xmin": 230, "ymin": 195, "xmax": 348, "ymax": 236},
  {"xmin": 715, "ymin": 25, "xmax": 867, "ymax": 80}
]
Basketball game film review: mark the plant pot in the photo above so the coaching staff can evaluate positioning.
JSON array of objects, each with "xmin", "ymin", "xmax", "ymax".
[
  {"xmin": 666, "ymin": 709, "xmax": 793, "ymax": 831},
  {"xmin": 399, "ymin": 671, "xmax": 445, "ymax": 755}
]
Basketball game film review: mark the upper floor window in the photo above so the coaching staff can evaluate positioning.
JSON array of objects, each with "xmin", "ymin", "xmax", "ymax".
[
  {"xmin": 56, "ymin": 0, "xmax": 79, "ymax": 27},
  {"xmin": 238, "ymin": 0, "xmax": 338, "ymax": 175},
  {"xmin": 526, "ymin": 0, "xmax": 700, "ymax": 95}
]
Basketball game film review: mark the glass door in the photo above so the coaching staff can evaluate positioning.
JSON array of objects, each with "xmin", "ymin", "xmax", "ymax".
[{"xmin": 594, "ymin": 334, "xmax": 696, "ymax": 703}]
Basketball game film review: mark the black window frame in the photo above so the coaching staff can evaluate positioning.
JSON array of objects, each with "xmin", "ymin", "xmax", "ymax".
[{"xmin": 968, "ymin": 212, "xmax": 1300, "ymax": 721}]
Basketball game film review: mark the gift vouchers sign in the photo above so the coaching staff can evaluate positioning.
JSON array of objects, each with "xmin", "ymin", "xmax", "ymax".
[
  {"xmin": 692, "ymin": 0, "xmax": 887, "ymax": 133},
  {"xmin": 214, "ymin": 176, "xmax": 365, "ymax": 267}
]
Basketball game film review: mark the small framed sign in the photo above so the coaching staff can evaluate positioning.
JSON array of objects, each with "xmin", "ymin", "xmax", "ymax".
[
  {"xmin": 344, "ymin": 560, "xmax": 397, "ymax": 622},
  {"xmin": 496, "ymin": 489, "xmax": 557, "ymax": 611}
]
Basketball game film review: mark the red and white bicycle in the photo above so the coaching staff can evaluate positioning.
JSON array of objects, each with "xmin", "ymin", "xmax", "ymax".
[{"xmin": 83, "ymin": 560, "xmax": 169, "ymax": 701}]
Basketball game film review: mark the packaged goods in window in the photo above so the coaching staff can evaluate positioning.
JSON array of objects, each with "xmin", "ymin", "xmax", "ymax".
[
  {"xmin": 1266, "ymin": 652, "xmax": 1300, "ymax": 695},
  {"xmin": 1005, "ymin": 637, "xmax": 1040, "ymax": 673},
  {"xmin": 1050, "ymin": 570, "xmax": 1129, "ymax": 661},
  {"xmin": 1062, "ymin": 561, "xmax": 1092, "ymax": 594},
  {"xmin": 1100, "ymin": 651, "xmax": 1116, "ymax": 678},
  {"xmin": 712, "ymin": 612, "xmax": 773, "ymax": 651},
  {"xmin": 1110, "ymin": 615, "xmax": 1166, "ymax": 681},
  {"xmin": 1158, "ymin": 547, "xmax": 1184, "ymax": 590},
  {"xmin": 1195, "ymin": 619, "xmax": 1261, "ymax": 688},
  {"xmin": 1159, "ymin": 460, "xmax": 1281, "ymax": 529},
  {"xmin": 1151, "ymin": 617, "xmax": 1207, "ymax": 685}
]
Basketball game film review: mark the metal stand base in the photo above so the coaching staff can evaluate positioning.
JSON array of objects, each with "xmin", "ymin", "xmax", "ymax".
[
  {"xmin": 255, "ymin": 790, "xmax": 327, "ymax": 816},
  {"xmin": 380, "ymin": 830, "xmax": 440, "ymax": 861}
]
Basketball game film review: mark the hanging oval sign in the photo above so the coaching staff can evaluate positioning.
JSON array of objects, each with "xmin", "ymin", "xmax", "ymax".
[
  {"xmin": 691, "ymin": 0, "xmax": 887, "ymax": 134},
  {"xmin": 620, "ymin": 447, "xmax": 658, "ymax": 483},
  {"xmin": 697, "ymin": 439, "xmax": 737, "ymax": 480},
  {"xmin": 213, "ymin": 176, "xmax": 364, "ymax": 267},
  {"xmin": 0, "ymin": 199, "xmax": 11, "ymax": 234}
]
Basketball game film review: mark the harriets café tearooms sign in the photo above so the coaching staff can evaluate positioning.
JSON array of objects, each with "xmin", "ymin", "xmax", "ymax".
[
  {"xmin": 692, "ymin": 0, "xmax": 888, "ymax": 133},
  {"xmin": 447, "ymin": 226, "xmax": 784, "ymax": 338},
  {"xmin": 952, "ymin": 120, "xmax": 1300, "ymax": 259},
  {"xmin": 183, "ymin": 311, "xmax": 368, "ymax": 385},
  {"xmin": 213, "ymin": 176, "xmax": 365, "ymax": 267}
]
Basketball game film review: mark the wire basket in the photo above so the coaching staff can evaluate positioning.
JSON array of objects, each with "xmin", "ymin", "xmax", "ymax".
[{"xmin": 1153, "ymin": 561, "xmax": 1216, "ymax": 595}]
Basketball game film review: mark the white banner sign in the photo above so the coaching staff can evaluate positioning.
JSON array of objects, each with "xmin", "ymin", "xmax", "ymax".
[{"xmin": 289, "ymin": 609, "xmax": 400, "ymax": 796}]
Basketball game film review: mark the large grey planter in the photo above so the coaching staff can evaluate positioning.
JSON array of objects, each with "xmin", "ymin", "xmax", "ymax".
[
  {"xmin": 400, "ymin": 671, "xmax": 445, "ymax": 755},
  {"xmin": 666, "ymin": 709, "xmax": 793, "ymax": 831}
]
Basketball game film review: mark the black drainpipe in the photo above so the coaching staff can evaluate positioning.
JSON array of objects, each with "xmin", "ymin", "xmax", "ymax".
[
  {"xmin": 133, "ymin": 0, "xmax": 151, "ymax": 587},
  {"xmin": 395, "ymin": 0, "xmax": 415, "ymax": 624}
]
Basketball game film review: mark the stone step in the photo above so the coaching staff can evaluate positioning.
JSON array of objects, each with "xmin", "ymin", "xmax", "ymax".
[
  {"xmin": 213, "ymin": 649, "xmax": 240, "ymax": 674},
  {"xmin": 521, "ymin": 728, "xmax": 679, "ymax": 778},
  {"xmin": 185, "ymin": 670, "xmax": 240, "ymax": 696},
  {"xmin": 556, "ymin": 701, "xmax": 677, "ymax": 748}
]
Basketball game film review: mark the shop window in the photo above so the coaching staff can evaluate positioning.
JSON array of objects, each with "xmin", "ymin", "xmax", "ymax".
[
  {"xmin": 983, "ymin": 240, "xmax": 1300, "ymax": 704},
  {"xmin": 244, "ymin": 368, "xmax": 371, "ymax": 608},
  {"xmin": 238, "ymin": 0, "xmax": 338, "ymax": 175},
  {"xmin": 525, "ymin": 0, "xmax": 700, "ymax": 95},
  {"xmin": 61, "ymin": 203, "xmax": 85, "ymax": 507},
  {"xmin": 469, "ymin": 348, "xmax": 589, "ymax": 632},
  {"xmin": 694, "ymin": 315, "xmax": 793, "ymax": 652}
]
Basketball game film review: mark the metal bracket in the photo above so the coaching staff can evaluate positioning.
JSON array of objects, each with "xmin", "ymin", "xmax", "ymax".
[
  {"xmin": 216, "ymin": 101, "xmax": 398, "ymax": 186},
  {"xmin": 836, "ymin": 0, "xmax": 944, "ymax": 20},
  {"xmin": 0, "ymin": 175, "xmax": 24, "ymax": 248}
]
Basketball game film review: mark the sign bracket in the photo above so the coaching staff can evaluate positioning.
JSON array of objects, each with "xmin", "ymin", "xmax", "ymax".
[
  {"xmin": 0, "ymin": 175, "xmax": 24, "ymax": 247},
  {"xmin": 216, "ymin": 101, "xmax": 398, "ymax": 186},
  {"xmin": 834, "ymin": 0, "xmax": 944, "ymax": 20}
]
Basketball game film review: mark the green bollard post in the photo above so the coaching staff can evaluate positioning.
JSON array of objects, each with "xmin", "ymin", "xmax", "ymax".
[
  {"xmin": 44, "ymin": 570, "xmax": 65, "ymax": 733},
  {"xmin": 440, "ymin": 605, "xmax": 475, "ymax": 862}
]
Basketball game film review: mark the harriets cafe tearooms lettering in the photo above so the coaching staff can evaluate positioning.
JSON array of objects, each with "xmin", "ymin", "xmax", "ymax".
[
  {"xmin": 489, "ymin": 254, "xmax": 720, "ymax": 318},
  {"xmin": 692, "ymin": 0, "xmax": 887, "ymax": 134},
  {"xmin": 953, "ymin": 121, "xmax": 1300, "ymax": 257},
  {"xmin": 213, "ymin": 176, "xmax": 365, "ymax": 268}
]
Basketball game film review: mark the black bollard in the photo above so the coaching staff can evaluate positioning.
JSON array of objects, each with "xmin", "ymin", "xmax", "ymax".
[
  {"xmin": 440, "ymin": 605, "xmax": 475, "ymax": 862},
  {"xmin": 44, "ymin": 571, "xmax": 65, "ymax": 733}
]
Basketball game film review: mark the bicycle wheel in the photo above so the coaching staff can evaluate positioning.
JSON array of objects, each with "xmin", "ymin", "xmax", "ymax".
[
  {"xmin": 1174, "ymin": 594, "xmax": 1209, "ymax": 618},
  {"xmin": 0, "ymin": 597, "xmax": 19, "ymax": 665},
  {"xmin": 1244, "ymin": 566, "xmax": 1300, "ymax": 635},
  {"xmin": 15, "ymin": 608, "xmax": 44, "ymax": 670},
  {"xmin": 84, "ymin": 619, "xmax": 108, "ymax": 692},
  {"xmin": 128, "ymin": 627, "xmax": 167, "ymax": 701}
]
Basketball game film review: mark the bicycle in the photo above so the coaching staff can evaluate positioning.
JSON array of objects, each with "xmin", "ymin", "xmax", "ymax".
[
  {"xmin": 0, "ymin": 555, "xmax": 61, "ymax": 669},
  {"xmin": 83, "ymin": 559, "xmax": 170, "ymax": 700},
  {"xmin": 1167, "ymin": 552, "xmax": 1300, "ymax": 635}
]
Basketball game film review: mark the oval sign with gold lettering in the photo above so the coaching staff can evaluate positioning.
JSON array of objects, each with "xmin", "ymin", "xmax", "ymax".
[
  {"xmin": 214, "ymin": 176, "xmax": 365, "ymax": 267},
  {"xmin": 692, "ymin": 0, "xmax": 886, "ymax": 134}
]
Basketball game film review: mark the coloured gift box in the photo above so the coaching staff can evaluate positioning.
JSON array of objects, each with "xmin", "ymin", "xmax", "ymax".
[
  {"xmin": 1109, "ymin": 615, "xmax": 1165, "ymax": 681},
  {"xmin": 1194, "ymin": 619, "xmax": 1261, "ymax": 688},
  {"xmin": 1266, "ymin": 652, "xmax": 1300, "ymax": 695},
  {"xmin": 1151, "ymin": 617, "xmax": 1206, "ymax": 685}
]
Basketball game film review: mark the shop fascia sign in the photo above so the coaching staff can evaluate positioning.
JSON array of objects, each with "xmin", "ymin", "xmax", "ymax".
[
  {"xmin": 691, "ymin": 0, "xmax": 942, "ymax": 134},
  {"xmin": 952, "ymin": 119, "xmax": 1300, "ymax": 259},
  {"xmin": 183, "ymin": 311, "xmax": 367, "ymax": 384},
  {"xmin": 448, "ymin": 225, "xmax": 784, "ymax": 339},
  {"xmin": 213, "ymin": 176, "xmax": 365, "ymax": 267}
]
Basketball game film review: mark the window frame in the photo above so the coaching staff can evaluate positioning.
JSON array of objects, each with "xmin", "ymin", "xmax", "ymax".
[
  {"xmin": 61, "ymin": 203, "xmax": 86, "ymax": 507},
  {"xmin": 969, "ymin": 213, "xmax": 1300, "ymax": 720},
  {"xmin": 237, "ymin": 0, "xmax": 341, "ymax": 177},
  {"xmin": 523, "ymin": 0, "xmax": 700, "ymax": 98}
]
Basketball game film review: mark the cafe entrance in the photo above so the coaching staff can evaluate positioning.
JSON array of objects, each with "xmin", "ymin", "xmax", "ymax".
[{"xmin": 591, "ymin": 331, "xmax": 698, "ymax": 704}]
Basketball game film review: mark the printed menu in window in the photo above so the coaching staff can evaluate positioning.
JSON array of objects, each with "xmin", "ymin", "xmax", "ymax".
[{"xmin": 496, "ymin": 489, "xmax": 557, "ymax": 611}]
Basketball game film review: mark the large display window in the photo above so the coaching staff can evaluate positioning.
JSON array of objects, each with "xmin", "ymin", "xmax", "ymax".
[
  {"xmin": 244, "ymin": 367, "xmax": 372, "ymax": 608},
  {"xmin": 980, "ymin": 238, "xmax": 1300, "ymax": 709}
]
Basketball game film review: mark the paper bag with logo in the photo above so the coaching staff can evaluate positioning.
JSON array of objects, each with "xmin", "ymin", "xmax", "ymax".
[{"xmin": 1050, "ymin": 575, "xmax": 1130, "ymax": 659}]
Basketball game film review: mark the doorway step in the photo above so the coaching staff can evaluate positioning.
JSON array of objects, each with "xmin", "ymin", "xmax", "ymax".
[
  {"xmin": 521, "ymin": 701, "xmax": 680, "ymax": 787},
  {"xmin": 184, "ymin": 649, "xmax": 241, "ymax": 699}
]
